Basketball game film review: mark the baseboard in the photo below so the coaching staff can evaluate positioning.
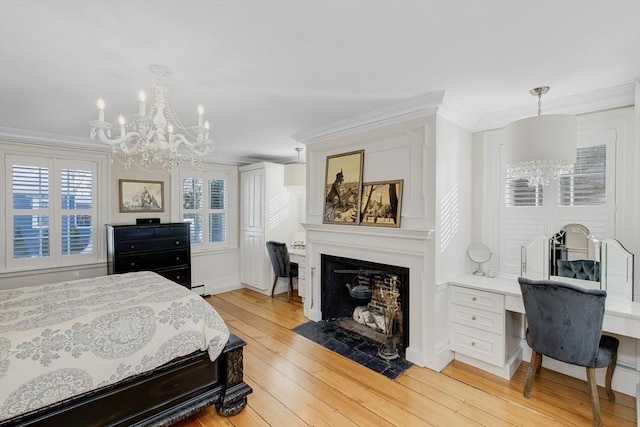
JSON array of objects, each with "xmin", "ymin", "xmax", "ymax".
[{"xmin": 203, "ymin": 277, "xmax": 244, "ymax": 296}]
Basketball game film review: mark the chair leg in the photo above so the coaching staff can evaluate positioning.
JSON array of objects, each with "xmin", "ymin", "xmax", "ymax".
[
  {"xmin": 270, "ymin": 276, "xmax": 278, "ymax": 297},
  {"xmin": 288, "ymin": 277, "xmax": 293, "ymax": 302},
  {"xmin": 534, "ymin": 353, "xmax": 543, "ymax": 375},
  {"xmin": 523, "ymin": 350, "xmax": 541, "ymax": 398},
  {"xmin": 605, "ymin": 352, "xmax": 617, "ymax": 402},
  {"xmin": 586, "ymin": 367, "xmax": 602, "ymax": 427}
]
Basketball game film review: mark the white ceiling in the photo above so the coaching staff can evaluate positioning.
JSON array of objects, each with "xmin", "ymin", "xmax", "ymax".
[{"xmin": 1, "ymin": 0, "xmax": 638, "ymax": 165}]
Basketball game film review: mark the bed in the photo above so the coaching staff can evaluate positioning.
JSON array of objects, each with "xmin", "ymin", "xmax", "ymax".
[{"xmin": 0, "ymin": 271, "xmax": 252, "ymax": 426}]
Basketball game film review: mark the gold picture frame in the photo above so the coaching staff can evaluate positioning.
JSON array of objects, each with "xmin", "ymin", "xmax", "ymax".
[
  {"xmin": 119, "ymin": 179, "xmax": 164, "ymax": 213},
  {"xmin": 323, "ymin": 150, "xmax": 364, "ymax": 224},
  {"xmin": 360, "ymin": 180, "xmax": 403, "ymax": 227}
]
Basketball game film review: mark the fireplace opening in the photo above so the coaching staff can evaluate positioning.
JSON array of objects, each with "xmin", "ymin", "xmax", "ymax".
[{"xmin": 321, "ymin": 254, "xmax": 409, "ymax": 359}]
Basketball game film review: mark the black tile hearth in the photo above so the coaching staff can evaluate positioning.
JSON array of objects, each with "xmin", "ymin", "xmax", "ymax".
[{"xmin": 292, "ymin": 320, "xmax": 412, "ymax": 379}]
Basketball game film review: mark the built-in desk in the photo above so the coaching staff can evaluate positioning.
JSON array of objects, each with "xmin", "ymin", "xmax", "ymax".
[
  {"xmin": 448, "ymin": 273, "xmax": 640, "ymax": 420},
  {"xmin": 288, "ymin": 247, "xmax": 306, "ymax": 298},
  {"xmin": 449, "ymin": 274, "xmax": 640, "ymax": 338}
]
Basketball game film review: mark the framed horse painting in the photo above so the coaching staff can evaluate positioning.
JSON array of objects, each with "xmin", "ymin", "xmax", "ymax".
[{"xmin": 323, "ymin": 150, "xmax": 364, "ymax": 224}]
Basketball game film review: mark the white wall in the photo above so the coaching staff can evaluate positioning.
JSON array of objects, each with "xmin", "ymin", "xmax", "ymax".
[
  {"xmin": 434, "ymin": 115, "xmax": 473, "ymax": 283},
  {"xmin": 305, "ymin": 116, "xmax": 431, "ymax": 229},
  {"xmin": 109, "ymin": 160, "xmax": 172, "ymax": 224}
]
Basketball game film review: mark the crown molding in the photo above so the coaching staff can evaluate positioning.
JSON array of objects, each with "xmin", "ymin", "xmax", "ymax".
[
  {"xmin": 0, "ymin": 127, "xmax": 109, "ymax": 151},
  {"xmin": 292, "ymin": 83, "xmax": 636, "ymax": 143},
  {"xmin": 438, "ymin": 92, "xmax": 481, "ymax": 131},
  {"xmin": 292, "ymin": 91, "xmax": 447, "ymax": 145},
  {"xmin": 0, "ymin": 127, "xmax": 247, "ymax": 166},
  {"xmin": 475, "ymin": 82, "xmax": 636, "ymax": 132}
]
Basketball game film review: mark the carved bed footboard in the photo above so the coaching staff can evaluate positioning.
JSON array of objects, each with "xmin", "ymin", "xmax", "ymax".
[{"xmin": 0, "ymin": 334, "xmax": 252, "ymax": 427}]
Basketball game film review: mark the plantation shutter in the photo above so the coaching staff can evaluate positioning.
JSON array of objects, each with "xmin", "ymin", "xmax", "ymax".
[
  {"xmin": 208, "ymin": 179, "xmax": 227, "ymax": 243},
  {"xmin": 61, "ymin": 167, "xmax": 94, "ymax": 256},
  {"xmin": 180, "ymin": 172, "xmax": 229, "ymax": 249},
  {"xmin": 182, "ymin": 177, "xmax": 203, "ymax": 244},
  {"xmin": 11, "ymin": 163, "xmax": 50, "ymax": 260}
]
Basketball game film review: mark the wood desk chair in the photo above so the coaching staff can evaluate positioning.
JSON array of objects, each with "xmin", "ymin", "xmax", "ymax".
[{"xmin": 518, "ymin": 277, "xmax": 619, "ymax": 427}]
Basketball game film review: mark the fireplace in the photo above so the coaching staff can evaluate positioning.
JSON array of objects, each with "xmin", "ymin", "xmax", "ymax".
[{"xmin": 321, "ymin": 254, "xmax": 409, "ymax": 358}]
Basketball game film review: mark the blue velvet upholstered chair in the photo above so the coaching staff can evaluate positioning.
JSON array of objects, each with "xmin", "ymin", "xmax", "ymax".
[
  {"xmin": 266, "ymin": 241, "xmax": 298, "ymax": 302},
  {"xmin": 518, "ymin": 277, "xmax": 619, "ymax": 426}
]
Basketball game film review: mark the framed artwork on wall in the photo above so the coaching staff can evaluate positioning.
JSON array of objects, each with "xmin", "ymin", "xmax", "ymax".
[
  {"xmin": 360, "ymin": 180, "xmax": 403, "ymax": 227},
  {"xmin": 323, "ymin": 150, "xmax": 364, "ymax": 224},
  {"xmin": 119, "ymin": 179, "xmax": 164, "ymax": 213}
]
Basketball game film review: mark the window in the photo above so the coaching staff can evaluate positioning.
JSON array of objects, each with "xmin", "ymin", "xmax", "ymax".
[
  {"xmin": 180, "ymin": 171, "xmax": 229, "ymax": 250},
  {"xmin": 5, "ymin": 153, "xmax": 100, "ymax": 269},
  {"xmin": 505, "ymin": 179, "xmax": 543, "ymax": 207},
  {"xmin": 500, "ymin": 141, "xmax": 614, "ymax": 275},
  {"xmin": 559, "ymin": 144, "xmax": 606, "ymax": 206}
]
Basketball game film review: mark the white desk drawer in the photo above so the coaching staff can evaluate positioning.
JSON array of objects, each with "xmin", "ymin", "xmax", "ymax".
[
  {"xmin": 451, "ymin": 286, "xmax": 504, "ymax": 314},
  {"xmin": 450, "ymin": 304, "xmax": 504, "ymax": 334},
  {"xmin": 451, "ymin": 323, "xmax": 504, "ymax": 366}
]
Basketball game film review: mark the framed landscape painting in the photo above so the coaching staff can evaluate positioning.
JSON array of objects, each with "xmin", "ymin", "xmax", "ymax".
[
  {"xmin": 323, "ymin": 150, "xmax": 364, "ymax": 224},
  {"xmin": 119, "ymin": 179, "xmax": 164, "ymax": 213},
  {"xmin": 360, "ymin": 179, "xmax": 403, "ymax": 227}
]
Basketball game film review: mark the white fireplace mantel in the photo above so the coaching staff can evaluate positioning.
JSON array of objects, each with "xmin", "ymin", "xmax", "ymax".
[{"xmin": 302, "ymin": 222, "xmax": 439, "ymax": 368}]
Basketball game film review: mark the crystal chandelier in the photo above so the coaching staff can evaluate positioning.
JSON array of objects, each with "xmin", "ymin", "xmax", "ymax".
[
  {"xmin": 89, "ymin": 65, "xmax": 215, "ymax": 173},
  {"xmin": 505, "ymin": 87, "xmax": 577, "ymax": 186}
]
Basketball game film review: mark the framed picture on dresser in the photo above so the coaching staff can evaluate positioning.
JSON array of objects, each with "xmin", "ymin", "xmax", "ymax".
[{"xmin": 119, "ymin": 179, "xmax": 164, "ymax": 213}]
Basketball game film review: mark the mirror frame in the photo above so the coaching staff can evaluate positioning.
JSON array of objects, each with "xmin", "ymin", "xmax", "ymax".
[{"xmin": 521, "ymin": 225, "xmax": 634, "ymax": 302}]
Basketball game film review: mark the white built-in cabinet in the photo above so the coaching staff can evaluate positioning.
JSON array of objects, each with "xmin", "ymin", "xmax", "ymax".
[
  {"xmin": 449, "ymin": 284, "xmax": 523, "ymax": 379},
  {"xmin": 239, "ymin": 162, "xmax": 300, "ymax": 293}
]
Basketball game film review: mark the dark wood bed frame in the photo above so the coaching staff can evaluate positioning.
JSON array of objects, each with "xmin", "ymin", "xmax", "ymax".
[{"xmin": 1, "ymin": 334, "xmax": 252, "ymax": 427}]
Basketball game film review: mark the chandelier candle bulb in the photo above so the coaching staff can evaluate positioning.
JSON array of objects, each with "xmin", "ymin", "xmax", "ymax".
[
  {"xmin": 118, "ymin": 115, "xmax": 125, "ymax": 136},
  {"xmin": 138, "ymin": 91, "xmax": 146, "ymax": 115},
  {"xmin": 97, "ymin": 98, "xmax": 105, "ymax": 121},
  {"xmin": 197, "ymin": 105, "xmax": 204, "ymax": 127}
]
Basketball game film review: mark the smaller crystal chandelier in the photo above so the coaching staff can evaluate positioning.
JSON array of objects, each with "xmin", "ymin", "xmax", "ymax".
[
  {"xmin": 89, "ymin": 65, "xmax": 215, "ymax": 172},
  {"xmin": 505, "ymin": 86, "xmax": 577, "ymax": 186}
]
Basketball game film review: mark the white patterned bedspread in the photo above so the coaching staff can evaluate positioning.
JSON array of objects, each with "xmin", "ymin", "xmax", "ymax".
[{"xmin": 0, "ymin": 271, "xmax": 230, "ymax": 421}]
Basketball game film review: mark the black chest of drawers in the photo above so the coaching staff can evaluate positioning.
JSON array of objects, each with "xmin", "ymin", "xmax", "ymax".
[{"xmin": 106, "ymin": 223, "xmax": 191, "ymax": 289}]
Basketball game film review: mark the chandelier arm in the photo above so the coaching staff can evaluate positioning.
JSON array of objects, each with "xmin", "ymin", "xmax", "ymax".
[
  {"xmin": 94, "ymin": 128, "xmax": 143, "ymax": 152},
  {"xmin": 171, "ymin": 134, "xmax": 214, "ymax": 156}
]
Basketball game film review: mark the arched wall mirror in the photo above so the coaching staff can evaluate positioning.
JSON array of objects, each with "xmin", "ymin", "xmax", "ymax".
[{"xmin": 521, "ymin": 223, "xmax": 634, "ymax": 301}]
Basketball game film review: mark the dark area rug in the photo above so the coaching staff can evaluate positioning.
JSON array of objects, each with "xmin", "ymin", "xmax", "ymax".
[{"xmin": 292, "ymin": 320, "xmax": 412, "ymax": 379}]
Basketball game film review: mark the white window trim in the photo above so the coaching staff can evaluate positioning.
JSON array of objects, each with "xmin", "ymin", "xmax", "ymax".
[
  {"xmin": 1, "ymin": 142, "xmax": 109, "ymax": 273},
  {"xmin": 171, "ymin": 162, "xmax": 238, "ymax": 253}
]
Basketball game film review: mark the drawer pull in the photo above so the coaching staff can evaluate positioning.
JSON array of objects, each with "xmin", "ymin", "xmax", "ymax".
[
  {"xmin": 472, "ymin": 296, "xmax": 477, "ymax": 301},
  {"xmin": 130, "ymin": 262, "xmax": 136, "ymax": 267},
  {"xmin": 176, "ymin": 257, "xmax": 180, "ymax": 261},
  {"xmin": 471, "ymin": 316, "xmax": 477, "ymax": 321},
  {"xmin": 175, "ymin": 240, "xmax": 180, "ymax": 245},
  {"xmin": 471, "ymin": 342, "xmax": 476, "ymax": 347},
  {"xmin": 176, "ymin": 275, "xmax": 181, "ymax": 279}
]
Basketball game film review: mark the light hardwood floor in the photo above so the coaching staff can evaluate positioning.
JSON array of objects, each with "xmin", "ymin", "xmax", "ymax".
[{"xmin": 175, "ymin": 289, "xmax": 636, "ymax": 427}]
